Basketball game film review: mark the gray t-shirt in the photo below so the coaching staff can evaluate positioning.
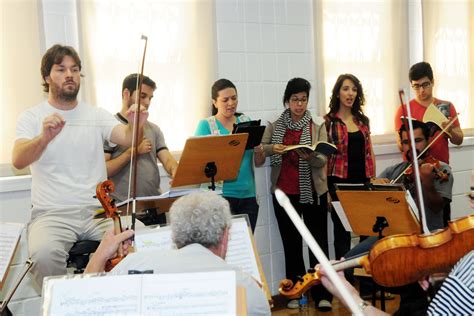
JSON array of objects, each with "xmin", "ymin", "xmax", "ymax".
[
  {"xmin": 104, "ymin": 113, "xmax": 168, "ymax": 202},
  {"xmin": 379, "ymin": 161, "xmax": 453, "ymax": 231}
]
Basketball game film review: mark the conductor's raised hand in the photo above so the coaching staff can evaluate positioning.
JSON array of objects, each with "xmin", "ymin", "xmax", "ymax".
[{"xmin": 42, "ymin": 113, "xmax": 65, "ymax": 144}]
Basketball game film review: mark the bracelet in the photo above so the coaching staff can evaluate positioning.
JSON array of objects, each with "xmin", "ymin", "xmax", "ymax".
[
  {"xmin": 358, "ymin": 300, "xmax": 370, "ymax": 313},
  {"xmin": 352, "ymin": 300, "xmax": 370, "ymax": 315}
]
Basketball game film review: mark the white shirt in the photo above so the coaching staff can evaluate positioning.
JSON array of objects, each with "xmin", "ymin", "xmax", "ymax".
[{"xmin": 15, "ymin": 101, "xmax": 119, "ymax": 210}]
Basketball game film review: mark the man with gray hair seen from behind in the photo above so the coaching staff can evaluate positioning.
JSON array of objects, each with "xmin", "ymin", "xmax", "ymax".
[{"xmin": 85, "ymin": 192, "xmax": 271, "ymax": 316}]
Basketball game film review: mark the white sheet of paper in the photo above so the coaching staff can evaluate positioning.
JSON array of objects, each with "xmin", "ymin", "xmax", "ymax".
[
  {"xmin": 405, "ymin": 190, "xmax": 428, "ymax": 232},
  {"xmin": 226, "ymin": 217, "xmax": 261, "ymax": 283},
  {"xmin": 141, "ymin": 271, "xmax": 236, "ymax": 315},
  {"xmin": 0, "ymin": 222, "xmax": 24, "ymax": 284},
  {"xmin": 331, "ymin": 201, "xmax": 353, "ymax": 232},
  {"xmin": 44, "ymin": 271, "xmax": 236, "ymax": 316},
  {"xmin": 134, "ymin": 226, "xmax": 174, "ymax": 251}
]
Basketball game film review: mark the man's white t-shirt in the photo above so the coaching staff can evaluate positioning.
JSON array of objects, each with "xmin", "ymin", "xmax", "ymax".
[{"xmin": 15, "ymin": 101, "xmax": 119, "ymax": 211}]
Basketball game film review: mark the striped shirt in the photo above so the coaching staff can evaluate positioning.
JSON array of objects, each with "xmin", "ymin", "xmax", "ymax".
[{"xmin": 427, "ymin": 251, "xmax": 474, "ymax": 315}]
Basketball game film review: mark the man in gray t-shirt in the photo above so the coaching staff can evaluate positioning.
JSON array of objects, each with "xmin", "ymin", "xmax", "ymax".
[
  {"xmin": 377, "ymin": 120, "xmax": 452, "ymax": 231},
  {"xmin": 104, "ymin": 74, "xmax": 178, "ymax": 223},
  {"xmin": 344, "ymin": 120, "xmax": 453, "ymax": 313}
]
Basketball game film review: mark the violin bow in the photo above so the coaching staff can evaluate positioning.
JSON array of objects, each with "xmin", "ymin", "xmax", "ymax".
[
  {"xmin": 274, "ymin": 189, "xmax": 363, "ymax": 316},
  {"xmin": 398, "ymin": 89, "xmax": 430, "ymax": 234},
  {"xmin": 391, "ymin": 114, "xmax": 458, "ymax": 184},
  {"xmin": 126, "ymin": 35, "xmax": 148, "ymax": 235}
]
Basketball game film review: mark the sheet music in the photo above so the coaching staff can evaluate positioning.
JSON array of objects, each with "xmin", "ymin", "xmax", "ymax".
[
  {"xmin": 134, "ymin": 226, "xmax": 174, "ymax": 251},
  {"xmin": 331, "ymin": 202, "xmax": 353, "ymax": 232},
  {"xmin": 226, "ymin": 217, "xmax": 261, "ymax": 283},
  {"xmin": 133, "ymin": 217, "xmax": 261, "ymax": 283},
  {"xmin": 0, "ymin": 222, "xmax": 24, "ymax": 286},
  {"xmin": 44, "ymin": 275, "xmax": 142, "ymax": 315},
  {"xmin": 141, "ymin": 271, "xmax": 236, "ymax": 315},
  {"xmin": 405, "ymin": 190, "xmax": 428, "ymax": 232},
  {"xmin": 44, "ymin": 271, "xmax": 236, "ymax": 316}
]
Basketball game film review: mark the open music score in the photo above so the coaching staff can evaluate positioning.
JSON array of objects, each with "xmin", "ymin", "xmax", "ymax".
[
  {"xmin": 0, "ymin": 222, "xmax": 24, "ymax": 290},
  {"xmin": 134, "ymin": 216, "xmax": 262, "ymax": 285},
  {"xmin": 133, "ymin": 216, "xmax": 272, "ymax": 305},
  {"xmin": 43, "ymin": 271, "xmax": 238, "ymax": 315}
]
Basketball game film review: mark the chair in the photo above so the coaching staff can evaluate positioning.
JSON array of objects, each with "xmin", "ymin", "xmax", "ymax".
[{"xmin": 67, "ymin": 240, "xmax": 100, "ymax": 274}]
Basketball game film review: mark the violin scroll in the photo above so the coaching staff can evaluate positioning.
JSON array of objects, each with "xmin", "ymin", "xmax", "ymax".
[
  {"xmin": 279, "ymin": 268, "xmax": 320, "ymax": 299},
  {"xmin": 96, "ymin": 180, "xmax": 119, "ymax": 218}
]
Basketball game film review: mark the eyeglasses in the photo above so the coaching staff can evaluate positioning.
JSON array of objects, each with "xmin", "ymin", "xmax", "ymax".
[
  {"xmin": 290, "ymin": 97, "xmax": 308, "ymax": 104},
  {"xmin": 401, "ymin": 137, "xmax": 425, "ymax": 145},
  {"xmin": 411, "ymin": 81, "xmax": 432, "ymax": 90}
]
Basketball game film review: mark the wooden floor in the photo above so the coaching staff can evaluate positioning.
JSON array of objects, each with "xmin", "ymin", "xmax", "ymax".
[{"xmin": 271, "ymin": 294, "xmax": 400, "ymax": 315}]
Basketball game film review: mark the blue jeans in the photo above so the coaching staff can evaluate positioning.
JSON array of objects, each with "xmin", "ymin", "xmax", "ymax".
[{"xmin": 225, "ymin": 196, "xmax": 259, "ymax": 232}]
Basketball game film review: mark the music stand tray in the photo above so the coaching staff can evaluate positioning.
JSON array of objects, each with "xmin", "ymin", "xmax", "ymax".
[
  {"xmin": 117, "ymin": 197, "xmax": 177, "ymax": 215},
  {"xmin": 336, "ymin": 186, "xmax": 420, "ymax": 236},
  {"xmin": 172, "ymin": 134, "xmax": 248, "ymax": 188}
]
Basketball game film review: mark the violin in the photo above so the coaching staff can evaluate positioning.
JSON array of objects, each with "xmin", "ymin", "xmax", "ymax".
[
  {"xmin": 95, "ymin": 180, "xmax": 126, "ymax": 271},
  {"xmin": 279, "ymin": 214, "xmax": 474, "ymax": 298},
  {"xmin": 404, "ymin": 155, "xmax": 449, "ymax": 182}
]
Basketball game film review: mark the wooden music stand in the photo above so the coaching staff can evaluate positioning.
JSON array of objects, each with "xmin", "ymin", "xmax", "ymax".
[
  {"xmin": 117, "ymin": 134, "xmax": 248, "ymax": 218},
  {"xmin": 171, "ymin": 134, "xmax": 248, "ymax": 189},
  {"xmin": 117, "ymin": 197, "xmax": 177, "ymax": 216},
  {"xmin": 336, "ymin": 188, "xmax": 420, "ymax": 236}
]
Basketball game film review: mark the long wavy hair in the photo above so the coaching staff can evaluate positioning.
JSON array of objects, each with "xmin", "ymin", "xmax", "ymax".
[{"xmin": 327, "ymin": 74, "xmax": 369, "ymax": 126}]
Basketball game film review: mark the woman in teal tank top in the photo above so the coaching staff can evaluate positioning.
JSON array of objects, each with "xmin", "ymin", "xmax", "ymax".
[{"xmin": 194, "ymin": 79, "xmax": 261, "ymax": 232}]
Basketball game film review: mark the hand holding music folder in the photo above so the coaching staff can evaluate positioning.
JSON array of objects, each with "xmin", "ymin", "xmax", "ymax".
[
  {"xmin": 232, "ymin": 120, "xmax": 265, "ymax": 150},
  {"xmin": 283, "ymin": 141, "xmax": 337, "ymax": 156}
]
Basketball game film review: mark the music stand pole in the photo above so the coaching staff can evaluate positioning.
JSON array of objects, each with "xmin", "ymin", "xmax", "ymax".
[{"xmin": 0, "ymin": 259, "xmax": 33, "ymax": 316}]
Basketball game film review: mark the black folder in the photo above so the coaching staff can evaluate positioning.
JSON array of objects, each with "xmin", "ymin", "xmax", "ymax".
[{"xmin": 232, "ymin": 120, "xmax": 265, "ymax": 150}]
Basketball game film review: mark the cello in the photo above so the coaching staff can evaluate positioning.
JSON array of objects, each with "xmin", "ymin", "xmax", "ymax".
[{"xmin": 94, "ymin": 35, "xmax": 149, "ymax": 270}]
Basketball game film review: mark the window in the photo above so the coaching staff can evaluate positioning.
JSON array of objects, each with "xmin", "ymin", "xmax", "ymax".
[
  {"xmin": 317, "ymin": 0, "xmax": 409, "ymax": 135},
  {"xmin": 422, "ymin": 0, "xmax": 473, "ymax": 129},
  {"xmin": 78, "ymin": 0, "xmax": 215, "ymax": 151}
]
